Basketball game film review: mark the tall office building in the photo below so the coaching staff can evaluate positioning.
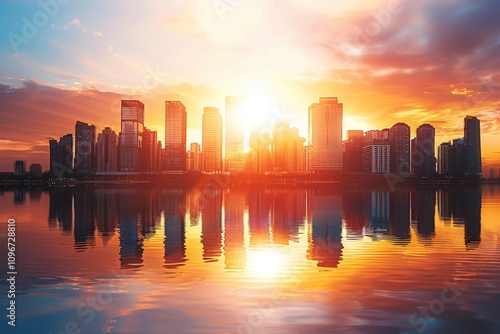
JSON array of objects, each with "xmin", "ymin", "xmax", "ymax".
[
  {"xmin": 389, "ymin": 123, "xmax": 411, "ymax": 174},
  {"xmin": 13, "ymin": 160, "xmax": 26, "ymax": 175},
  {"xmin": 96, "ymin": 127, "xmax": 118, "ymax": 173},
  {"xmin": 202, "ymin": 107, "xmax": 223, "ymax": 172},
  {"xmin": 225, "ymin": 96, "xmax": 246, "ymax": 173},
  {"xmin": 413, "ymin": 124, "xmax": 436, "ymax": 175},
  {"xmin": 29, "ymin": 163, "xmax": 42, "ymax": 176},
  {"xmin": 449, "ymin": 138, "xmax": 467, "ymax": 176},
  {"xmin": 165, "ymin": 101, "xmax": 187, "ymax": 171},
  {"xmin": 74, "ymin": 121, "xmax": 96, "ymax": 175},
  {"xmin": 363, "ymin": 137, "xmax": 391, "ymax": 174},
  {"xmin": 120, "ymin": 100, "xmax": 144, "ymax": 172},
  {"xmin": 343, "ymin": 130, "xmax": 364, "ymax": 173},
  {"xmin": 464, "ymin": 116, "xmax": 482, "ymax": 176},
  {"xmin": 142, "ymin": 128, "xmax": 159, "ymax": 172},
  {"xmin": 272, "ymin": 121, "xmax": 307, "ymax": 172},
  {"xmin": 308, "ymin": 97, "xmax": 343, "ymax": 172},
  {"xmin": 49, "ymin": 134, "xmax": 74, "ymax": 175},
  {"xmin": 437, "ymin": 142, "xmax": 451, "ymax": 175},
  {"xmin": 187, "ymin": 143, "xmax": 201, "ymax": 171}
]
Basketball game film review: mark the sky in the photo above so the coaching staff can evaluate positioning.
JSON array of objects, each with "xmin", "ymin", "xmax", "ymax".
[{"xmin": 0, "ymin": 0, "xmax": 499, "ymax": 172}]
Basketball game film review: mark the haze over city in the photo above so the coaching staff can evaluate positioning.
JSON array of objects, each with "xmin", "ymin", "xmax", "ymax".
[{"xmin": 1, "ymin": 0, "xmax": 499, "ymax": 172}]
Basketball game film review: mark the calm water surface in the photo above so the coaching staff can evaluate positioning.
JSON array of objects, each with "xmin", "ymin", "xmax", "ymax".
[{"xmin": 0, "ymin": 185, "xmax": 499, "ymax": 334}]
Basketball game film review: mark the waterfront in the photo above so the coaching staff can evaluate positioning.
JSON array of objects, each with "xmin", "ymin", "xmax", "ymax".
[{"xmin": 0, "ymin": 185, "xmax": 499, "ymax": 333}]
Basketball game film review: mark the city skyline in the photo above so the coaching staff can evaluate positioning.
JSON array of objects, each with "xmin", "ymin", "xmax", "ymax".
[
  {"xmin": 1, "ymin": 95, "xmax": 487, "ymax": 177},
  {"xmin": 1, "ymin": 0, "xmax": 500, "ymax": 172}
]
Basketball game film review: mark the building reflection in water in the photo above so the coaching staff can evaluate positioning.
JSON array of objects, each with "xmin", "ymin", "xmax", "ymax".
[
  {"xmin": 48, "ymin": 188, "xmax": 73, "ymax": 232},
  {"xmin": 363, "ymin": 190, "xmax": 390, "ymax": 238},
  {"xmin": 201, "ymin": 186, "xmax": 223, "ymax": 262},
  {"xmin": 223, "ymin": 189, "xmax": 246, "ymax": 270},
  {"xmin": 437, "ymin": 187, "xmax": 482, "ymax": 247},
  {"xmin": 465, "ymin": 188, "xmax": 481, "ymax": 247},
  {"xmin": 74, "ymin": 188, "xmax": 96, "ymax": 251},
  {"xmin": 343, "ymin": 191, "xmax": 365, "ymax": 240},
  {"xmin": 411, "ymin": 189, "xmax": 436, "ymax": 239},
  {"xmin": 163, "ymin": 189, "xmax": 187, "ymax": 271},
  {"xmin": 118, "ymin": 190, "xmax": 144, "ymax": 269},
  {"xmin": 271, "ymin": 188, "xmax": 306, "ymax": 245},
  {"xmin": 307, "ymin": 190, "xmax": 343, "ymax": 268},
  {"xmin": 29, "ymin": 189, "xmax": 42, "ymax": 202},
  {"xmin": 94, "ymin": 189, "xmax": 118, "ymax": 245},
  {"xmin": 14, "ymin": 188, "xmax": 26, "ymax": 205},
  {"xmin": 247, "ymin": 186, "xmax": 272, "ymax": 246},
  {"xmin": 390, "ymin": 189, "xmax": 411, "ymax": 242},
  {"xmin": 40, "ymin": 185, "xmax": 482, "ymax": 272}
]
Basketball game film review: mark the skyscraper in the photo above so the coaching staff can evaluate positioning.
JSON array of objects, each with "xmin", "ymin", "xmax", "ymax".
[
  {"xmin": 272, "ymin": 121, "xmax": 307, "ymax": 172},
  {"xmin": 96, "ymin": 127, "xmax": 118, "ymax": 173},
  {"xmin": 165, "ymin": 101, "xmax": 187, "ymax": 171},
  {"xmin": 74, "ymin": 121, "xmax": 96, "ymax": 175},
  {"xmin": 308, "ymin": 97, "xmax": 343, "ymax": 172},
  {"xmin": 413, "ymin": 124, "xmax": 436, "ymax": 175},
  {"xmin": 120, "ymin": 100, "xmax": 144, "ymax": 172},
  {"xmin": 464, "ymin": 116, "xmax": 482, "ymax": 176},
  {"xmin": 343, "ymin": 130, "xmax": 364, "ymax": 173},
  {"xmin": 362, "ymin": 130, "xmax": 390, "ymax": 174},
  {"xmin": 225, "ymin": 96, "xmax": 246, "ymax": 173},
  {"xmin": 49, "ymin": 134, "xmax": 73, "ymax": 176},
  {"xmin": 389, "ymin": 122, "xmax": 411, "ymax": 174},
  {"xmin": 187, "ymin": 143, "xmax": 201, "ymax": 171},
  {"xmin": 437, "ymin": 142, "xmax": 451, "ymax": 175},
  {"xmin": 202, "ymin": 107, "xmax": 223, "ymax": 172},
  {"xmin": 142, "ymin": 128, "xmax": 159, "ymax": 172},
  {"xmin": 13, "ymin": 160, "xmax": 26, "ymax": 175}
]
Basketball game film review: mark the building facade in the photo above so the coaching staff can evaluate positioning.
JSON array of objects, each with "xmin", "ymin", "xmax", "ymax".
[
  {"xmin": 74, "ymin": 121, "xmax": 96, "ymax": 175},
  {"xmin": 413, "ymin": 124, "xmax": 436, "ymax": 175},
  {"xmin": 202, "ymin": 107, "xmax": 223, "ymax": 172},
  {"xmin": 165, "ymin": 101, "xmax": 187, "ymax": 171},
  {"xmin": 225, "ymin": 96, "xmax": 246, "ymax": 173},
  {"xmin": 389, "ymin": 123, "xmax": 411, "ymax": 174},
  {"xmin": 308, "ymin": 97, "xmax": 343, "ymax": 172},
  {"xmin": 96, "ymin": 127, "xmax": 118, "ymax": 173},
  {"xmin": 464, "ymin": 116, "xmax": 482, "ymax": 176},
  {"xmin": 120, "ymin": 100, "xmax": 144, "ymax": 172}
]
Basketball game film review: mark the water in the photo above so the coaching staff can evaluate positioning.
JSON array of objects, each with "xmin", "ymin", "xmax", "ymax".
[{"xmin": 0, "ymin": 185, "xmax": 499, "ymax": 334}]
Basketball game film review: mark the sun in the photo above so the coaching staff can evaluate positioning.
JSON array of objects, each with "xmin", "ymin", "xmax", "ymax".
[
  {"xmin": 243, "ymin": 80, "xmax": 276, "ymax": 150},
  {"xmin": 246, "ymin": 248, "xmax": 286, "ymax": 278}
]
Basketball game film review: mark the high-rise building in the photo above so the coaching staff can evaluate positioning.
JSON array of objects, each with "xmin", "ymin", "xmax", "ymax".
[
  {"xmin": 363, "ymin": 138, "xmax": 391, "ymax": 174},
  {"xmin": 389, "ymin": 123, "xmax": 411, "ymax": 174},
  {"xmin": 96, "ymin": 127, "xmax": 118, "ymax": 173},
  {"xmin": 437, "ymin": 142, "xmax": 451, "ymax": 175},
  {"xmin": 13, "ymin": 160, "xmax": 26, "ymax": 175},
  {"xmin": 413, "ymin": 124, "xmax": 436, "ymax": 175},
  {"xmin": 272, "ymin": 121, "xmax": 306, "ymax": 173},
  {"xmin": 449, "ymin": 138, "xmax": 467, "ymax": 176},
  {"xmin": 120, "ymin": 100, "xmax": 144, "ymax": 172},
  {"xmin": 187, "ymin": 143, "xmax": 201, "ymax": 171},
  {"xmin": 29, "ymin": 163, "xmax": 42, "ymax": 176},
  {"xmin": 142, "ymin": 128, "xmax": 159, "ymax": 172},
  {"xmin": 165, "ymin": 101, "xmax": 187, "ymax": 171},
  {"xmin": 49, "ymin": 134, "xmax": 73, "ymax": 175},
  {"xmin": 225, "ymin": 96, "xmax": 246, "ymax": 173},
  {"xmin": 343, "ymin": 130, "xmax": 364, "ymax": 173},
  {"xmin": 464, "ymin": 116, "xmax": 482, "ymax": 176},
  {"xmin": 308, "ymin": 97, "xmax": 343, "ymax": 172},
  {"xmin": 74, "ymin": 121, "xmax": 96, "ymax": 175},
  {"xmin": 202, "ymin": 107, "xmax": 223, "ymax": 172}
]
